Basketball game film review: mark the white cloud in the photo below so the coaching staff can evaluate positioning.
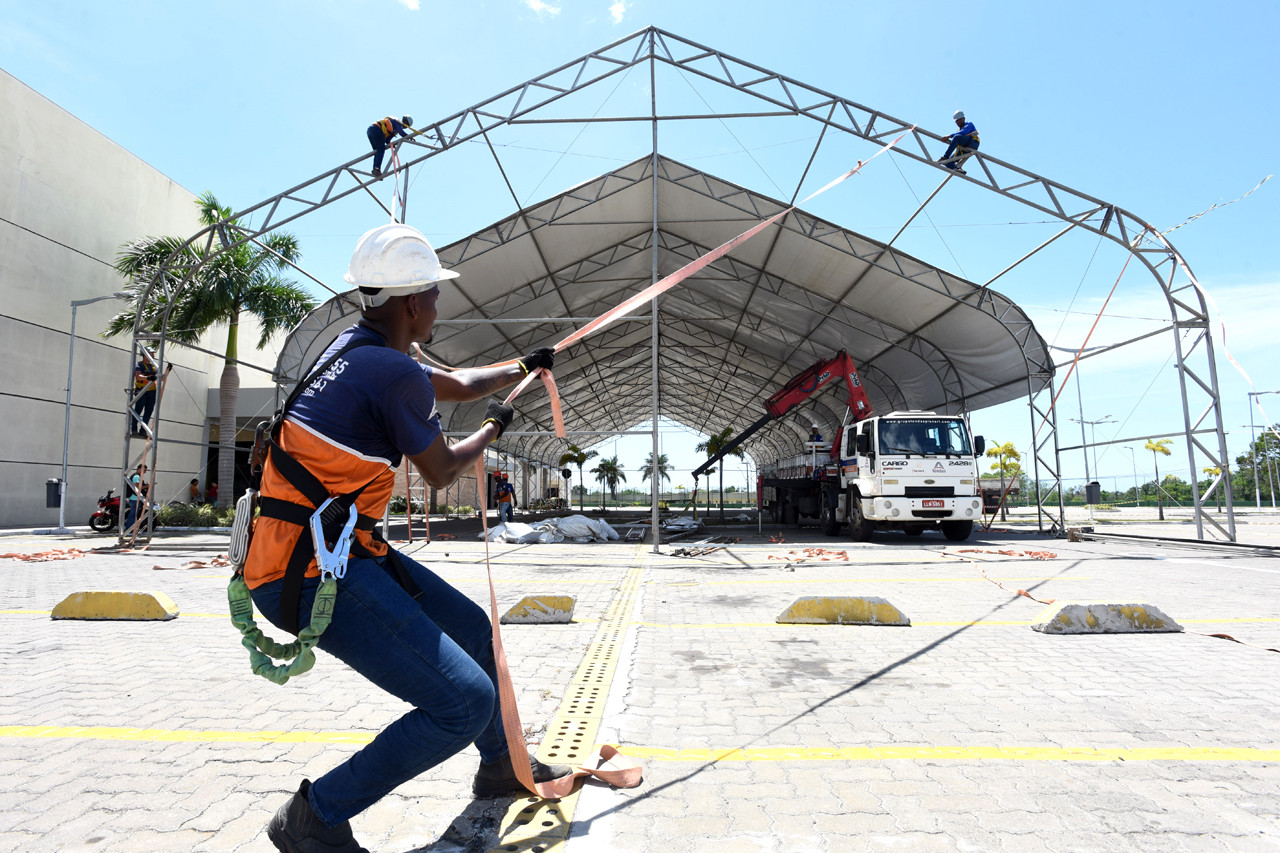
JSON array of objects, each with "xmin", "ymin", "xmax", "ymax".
[
  {"xmin": 525, "ymin": 0, "xmax": 561, "ymax": 15},
  {"xmin": 396, "ymin": 0, "xmax": 420, "ymax": 9},
  {"xmin": 609, "ymin": 1, "xmax": 628, "ymax": 23}
]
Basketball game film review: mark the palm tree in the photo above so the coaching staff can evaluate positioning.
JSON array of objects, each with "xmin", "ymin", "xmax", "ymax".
[
  {"xmin": 1144, "ymin": 438, "xmax": 1173, "ymax": 520},
  {"xmin": 107, "ymin": 191, "xmax": 315, "ymax": 506},
  {"xmin": 558, "ymin": 444, "xmax": 599, "ymax": 513},
  {"xmin": 985, "ymin": 441, "xmax": 1022, "ymax": 522},
  {"xmin": 1202, "ymin": 466, "xmax": 1223, "ymax": 513},
  {"xmin": 695, "ymin": 427, "xmax": 745, "ymax": 522},
  {"xmin": 590, "ymin": 456, "xmax": 626, "ymax": 510},
  {"xmin": 640, "ymin": 452, "xmax": 671, "ymax": 493}
]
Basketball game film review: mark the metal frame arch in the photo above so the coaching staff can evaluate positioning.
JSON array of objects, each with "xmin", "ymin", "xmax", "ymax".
[{"xmin": 124, "ymin": 24, "xmax": 1231, "ymax": 543}]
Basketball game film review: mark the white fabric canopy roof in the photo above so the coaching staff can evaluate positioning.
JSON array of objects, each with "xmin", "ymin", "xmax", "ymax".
[{"xmin": 276, "ymin": 154, "xmax": 1051, "ymax": 464}]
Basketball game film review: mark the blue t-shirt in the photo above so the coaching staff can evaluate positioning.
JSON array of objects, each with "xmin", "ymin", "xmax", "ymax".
[{"xmin": 289, "ymin": 324, "xmax": 442, "ymax": 466}]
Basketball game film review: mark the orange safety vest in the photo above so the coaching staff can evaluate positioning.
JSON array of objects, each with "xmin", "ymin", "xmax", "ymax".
[{"xmin": 375, "ymin": 117, "xmax": 396, "ymax": 139}]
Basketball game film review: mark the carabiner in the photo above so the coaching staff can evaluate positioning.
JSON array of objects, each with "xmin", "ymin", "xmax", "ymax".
[{"xmin": 310, "ymin": 497, "xmax": 359, "ymax": 581}]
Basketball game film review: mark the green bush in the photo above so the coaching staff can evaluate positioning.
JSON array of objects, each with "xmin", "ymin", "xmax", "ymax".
[
  {"xmin": 156, "ymin": 502, "xmax": 236, "ymax": 528},
  {"xmin": 387, "ymin": 496, "xmax": 425, "ymax": 514}
]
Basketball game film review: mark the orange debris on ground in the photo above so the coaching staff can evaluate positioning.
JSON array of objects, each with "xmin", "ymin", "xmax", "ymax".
[
  {"xmin": 767, "ymin": 548, "xmax": 849, "ymax": 562},
  {"xmin": 0, "ymin": 548, "xmax": 87, "ymax": 563}
]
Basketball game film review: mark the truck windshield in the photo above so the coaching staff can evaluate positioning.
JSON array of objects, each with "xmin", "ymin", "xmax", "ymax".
[{"xmin": 877, "ymin": 418, "xmax": 972, "ymax": 457}]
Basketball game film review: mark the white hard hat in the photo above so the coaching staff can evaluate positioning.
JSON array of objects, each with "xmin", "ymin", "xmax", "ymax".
[
  {"xmin": 953, "ymin": 110, "xmax": 965, "ymax": 121},
  {"xmin": 344, "ymin": 223, "xmax": 459, "ymax": 308}
]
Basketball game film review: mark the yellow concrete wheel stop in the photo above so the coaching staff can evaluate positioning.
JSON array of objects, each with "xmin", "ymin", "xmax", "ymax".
[
  {"xmin": 776, "ymin": 596, "xmax": 910, "ymax": 625},
  {"xmin": 1030, "ymin": 601, "xmax": 1182, "ymax": 634},
  {"xmin": 52, "ymin": 591, "xmax": 179, "ymax": 621},
  {"xmin": 500, "ymin": 595, "xmax": 576, "ymax": 624}
]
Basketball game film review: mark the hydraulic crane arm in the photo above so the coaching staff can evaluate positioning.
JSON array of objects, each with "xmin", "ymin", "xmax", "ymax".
[{"xmin": 691, "ymin": 350, "xmax": 872, "ymax": 479}]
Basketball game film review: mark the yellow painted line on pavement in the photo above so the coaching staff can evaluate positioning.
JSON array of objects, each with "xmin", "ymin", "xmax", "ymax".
[
  {"xmin": 689, "ymin": 576, "xmax": 1092, "ymax": 586},
  {"xmin": 0, "ymin": 725, "xmax": 376, "ymax": 744},
  {"xmin": 4, "ymin": 727, "xmax": 1274, "ymax": 764},
  {"xmin": 629, "ymin": 617, "xmax": 1280, "ymax": 629},
  {"xmin": 620, "ymin": 745, "xmax": 1280, "ymax": 763}
]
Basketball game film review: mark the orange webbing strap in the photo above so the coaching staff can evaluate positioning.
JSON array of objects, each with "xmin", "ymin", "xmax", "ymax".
[
  {"xmin": 466, "ymin": 139, "xmax": 913, "ymax": 796},
  {"xmin": 500, "ymin": 131, "xmax": 912, "ymax": 421},
  {"xmin": 473, "ymin": 457, "xmax": 642, "ymax": 797}
]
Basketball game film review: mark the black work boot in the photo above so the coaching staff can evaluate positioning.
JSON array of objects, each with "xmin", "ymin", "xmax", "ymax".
[
  {"xmin": 472, "ymin": 754, "xmax": 575, "ymax": 798},
  {"xmin": 267, "ymin": 779, "xmax": 368, "ymax": 853}
]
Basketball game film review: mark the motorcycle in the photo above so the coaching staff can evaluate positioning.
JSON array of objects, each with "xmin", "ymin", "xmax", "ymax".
[
  {"xmin": 88, "ymin": 484, "xmax": 154, "ymax": 532},
  {"xmin": 89, "ymin": 489, "xmax": 120, "ymax": 533}
]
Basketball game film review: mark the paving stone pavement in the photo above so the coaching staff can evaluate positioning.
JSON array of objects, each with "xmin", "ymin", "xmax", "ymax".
[{"xmin": 1, "ymin": 516, "xmax": 1278, "ymax": 852}]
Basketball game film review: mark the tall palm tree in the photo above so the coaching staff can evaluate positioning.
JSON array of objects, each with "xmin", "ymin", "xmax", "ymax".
[
  {"xmin": 590, "ymin": 456, "xmax": 626, "ymax": 510},
  {"xmin": 640, "ymin": 452, "xmax": 671, "ymax": 492},
  {"xmin": 695, "ymin": 427, "xmax": 745, "ymax": 522},
  {"xmin": 1144, "ymin": 438, "xmax": 1173, "ymax": 520},
  {"xmin": 558, "ymin": 444, "xmax": 599, "ymax": 513},
  {"xmin": 107, "ymin": 191, "xmax": 315, "ymax": 506},
  {"xmin": 985, "ymin": 441, "xmax": 1022, "ymax": 521}
]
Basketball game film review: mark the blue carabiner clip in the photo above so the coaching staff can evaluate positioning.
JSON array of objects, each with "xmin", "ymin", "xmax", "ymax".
[{"xmin": 309, "ymin": 497, "xmax": 359, "ymax": 581}]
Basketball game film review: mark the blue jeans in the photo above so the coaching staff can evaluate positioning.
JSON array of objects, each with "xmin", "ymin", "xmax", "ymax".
[
  {"xmin": 367, "ymin": 125, "xmax": 387, "ymax": 171},
  {"xmin": 132, "ymin": 388, "xmax": 155, "ymax": 431},
  {"xmin": 943, "ymin": 135, "xmax": 978, "ymax": 166},
  {"xmin": 124, "ymin": 500, "xmax": 139, "ymax": 530},
  {"xmin": 499, "ymin": 502, "xmax": 514, "ymax": 523},
  {"xmin": 249, "ymin": 549, "xmax": 508, "ymax": 825}
]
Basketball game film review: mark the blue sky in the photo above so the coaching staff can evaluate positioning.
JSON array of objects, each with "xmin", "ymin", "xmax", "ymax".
[{"xmin": 5, "ymin": 0, "xmax": 1278, "ymax": 495}]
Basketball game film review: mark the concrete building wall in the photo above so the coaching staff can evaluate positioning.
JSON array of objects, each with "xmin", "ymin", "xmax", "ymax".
[{"xmin": 0, "ymin": 69, "xmax": 282, "ymax": 527}]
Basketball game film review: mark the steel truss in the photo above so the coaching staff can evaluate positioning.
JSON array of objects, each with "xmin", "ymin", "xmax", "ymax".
[{"xmin": 125, "ymin": 26, "xmax": 1234, "ymax": 543}]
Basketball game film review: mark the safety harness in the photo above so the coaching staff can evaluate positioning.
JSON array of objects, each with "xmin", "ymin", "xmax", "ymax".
[{"xmin": 227, "ymin": 333, "xmax": 421, "ymax": 684}]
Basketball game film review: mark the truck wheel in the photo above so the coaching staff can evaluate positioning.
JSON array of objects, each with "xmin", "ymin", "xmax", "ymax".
[
  {"xmin": 820, "ymin": 500, "xmax": 841, "ymax": 536},
  {"xmin": 848, "ymin": 495, "xmax": 874, "ymax": 541},
  {"xmin": 941, "ymin": 520, "xmax": 973, "ymax": 541}
]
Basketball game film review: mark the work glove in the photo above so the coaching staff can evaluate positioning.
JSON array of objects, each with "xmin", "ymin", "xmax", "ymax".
[
  {"xmin": 482, "ymin": 400, "xmax": 515, "ymax": 441},
  {"xmin": 518, "ymin": 347, "xmax": 556, "ymax": 375}
]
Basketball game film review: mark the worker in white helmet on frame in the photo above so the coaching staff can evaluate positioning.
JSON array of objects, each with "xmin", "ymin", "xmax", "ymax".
[{"xmin": 941, "ymin": 109, "xmax": 980, "ymax": 174}]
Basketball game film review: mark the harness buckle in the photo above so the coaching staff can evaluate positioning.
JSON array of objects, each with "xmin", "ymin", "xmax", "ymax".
[{"xmin": 310, "ymin": 497, "xmax": 359, "ymax": 581}]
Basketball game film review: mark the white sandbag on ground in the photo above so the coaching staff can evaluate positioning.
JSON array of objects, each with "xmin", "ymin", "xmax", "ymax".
[
  {"xmin": 554, "ymin": 514, "xmax": 620, "ymax": 542},
  {"xmin": 481, "ymin": 515, "xmax": 617, "ymax": 543}
]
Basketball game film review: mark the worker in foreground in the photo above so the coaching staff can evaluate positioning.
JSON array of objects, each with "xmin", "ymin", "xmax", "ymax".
[
  {"xmin": 941, "ymin": 109, "xmax": 980, "ymax": 174},
  {"xmin": 245, "ymin": 222, "xmax": 565, "ymax": 852}
]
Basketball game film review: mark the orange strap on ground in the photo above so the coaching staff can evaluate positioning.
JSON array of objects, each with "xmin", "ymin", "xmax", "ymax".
[
  {"xmin": 0, "ymin": 549, "xmax": 87, "ymax": 563},
  {"xmin": 767, "ymin": 548, "xmax": 850, "ymax": 562},
  {"xmin": 943, "ymin": 549, "xmax": 1059, "ymax": 604},
  {"xmin": 473, "ymin": 457, "xmax": 642, "ymax": 796}
]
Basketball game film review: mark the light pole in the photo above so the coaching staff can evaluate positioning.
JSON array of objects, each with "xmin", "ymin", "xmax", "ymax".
[
  {"xmin": 1247, "ymin": 391, "xmax": 1280, "ymax": 509},
  {"xmin": 55, "ymin": 292, "xmax": 131, "ymax": 534},
  {"xmin": 1068, "ymin": 415, "xmax": 1114, "ymax": 515},
  {"xmin": 1124, "ymin": 446, "xmax": 1138, "ymax": 508}
]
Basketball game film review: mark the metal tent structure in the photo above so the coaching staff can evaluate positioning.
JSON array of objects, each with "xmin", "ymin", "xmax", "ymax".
[{"xmin": 121, "ymin": 26, "xmax": 1236, "ymax": 545}]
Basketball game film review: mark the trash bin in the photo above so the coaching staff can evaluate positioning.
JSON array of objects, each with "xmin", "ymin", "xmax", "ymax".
[
  {"xmin": 46, "ymin": 478, "xmax": 62, "ymax": 508},
  {"xmin": 1085, "ymin": 481, "xmax": 1101, "ymax": 505}
]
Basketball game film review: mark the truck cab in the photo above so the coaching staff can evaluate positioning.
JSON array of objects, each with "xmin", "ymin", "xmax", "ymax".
[{"xmin": 829, "ymin": 411, "xmax": 985, "ymax": 541}]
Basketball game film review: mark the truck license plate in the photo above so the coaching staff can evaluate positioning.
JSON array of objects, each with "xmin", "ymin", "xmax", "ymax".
[{"xmin": 922, "ymin": 499, "xmax": 944, "ymax": 508}]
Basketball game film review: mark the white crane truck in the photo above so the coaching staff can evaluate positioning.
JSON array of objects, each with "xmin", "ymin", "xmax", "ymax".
[
  {"xmin": 761, "ymin": 409, "xmax": 986, "ymax": 541},
  {"xmin": 693, "ymin": 351, "xmax": 986, "ymax": 541}
]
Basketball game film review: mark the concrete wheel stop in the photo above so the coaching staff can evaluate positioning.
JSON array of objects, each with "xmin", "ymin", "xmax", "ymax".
[
  {"xmin": 51, "ymin": 591, "xmax": 179, "ymax": 621},
  {"xmin": 500, "ymin": 595, "xmax": 576, "ymax": 624},
  {"xmin": 776, "ymin": 596, "xmax": 911, "ymax": 625},
  {"xmin": 1030, "ymin": 601, "xmax": 1182, "ymax": 634}
]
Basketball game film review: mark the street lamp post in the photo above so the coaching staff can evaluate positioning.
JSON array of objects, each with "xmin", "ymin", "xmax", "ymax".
[
  {"xmin": 1247, "ymin": 391, "xmax": 1280, "ymax": 510},
  {"xmin": 55, "ymin": 292, "xmax": 130, "ymax": 534},
  {"xmin": 1124, "ymin": 446, "xmax": 1138, "ymax": 508}
]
